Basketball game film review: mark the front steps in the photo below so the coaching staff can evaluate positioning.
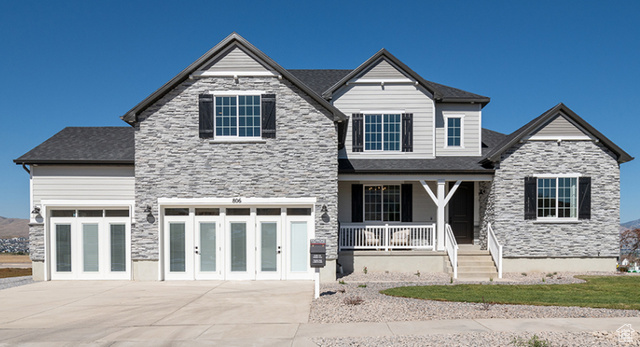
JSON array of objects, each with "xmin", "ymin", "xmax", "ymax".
[{"xmin": 454, "ymin": 245, "xmax": 498, "ymax": 281}]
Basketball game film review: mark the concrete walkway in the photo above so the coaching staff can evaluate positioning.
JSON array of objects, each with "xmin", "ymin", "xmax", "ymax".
[{"xmin": 0, "ymin": 281, "xmax": 639, "ymax": 346}]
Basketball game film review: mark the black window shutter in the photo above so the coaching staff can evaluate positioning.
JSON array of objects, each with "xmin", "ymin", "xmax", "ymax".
[
  {"xmin": 524, "ymin": 176, "xmax": 537, "ymax": 220},
  {"xmin": 352, "ymin": 113, "xmax": 363, "ymax": 152},
  {"xmin": 402, "ymin": 113, "xmax": 413, "ymax": 152},
  {"xmin": 352, "ymin": 184, "xmax": 363, "ymax": 222},
  {"xmin": 579, "ymin": 177, "xmax": 591, "ymax": 219},
  {"xmin": 401, "ymin": 184, "xmax": 413, "ymax": 222},
  {"xmin": 337, "ymin": 118, "xmax": 349, "ymax": 151},
  {"xmin": 199, "ymin": 94, "xmax": 214, "ymax": 139},
  {"xmin": 261, "ymin": 94, "xmax": 276, "ymax": 138}
]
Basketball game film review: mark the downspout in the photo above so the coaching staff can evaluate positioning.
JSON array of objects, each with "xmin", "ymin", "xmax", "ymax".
[{"xmin": 21, "ymin": 163, "xmax": 30, "ymax": 174}]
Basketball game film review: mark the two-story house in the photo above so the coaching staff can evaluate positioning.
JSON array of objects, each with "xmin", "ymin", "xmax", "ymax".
[{"xmin": 14, "ymin": 33, "xmax": 633, "ymax": 282}]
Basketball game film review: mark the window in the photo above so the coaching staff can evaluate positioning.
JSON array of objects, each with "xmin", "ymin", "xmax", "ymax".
[
  {"xmin": 537, "ymin": 177, "xmax": 578, "ymax": 219},
  {"xmin": 364, "ymin": 185, "xmax": 401, "ymax": 222},
  {"xmin": 364, "ymin": 114, "xmax": 401, "ymax": 151},
  {"xmin": 446, "ymin": 116, "xmax": 462, "ymax": 147},
  {"xmin": 215, "ymin": 95, "xmax": 261, "ymax": 137}
]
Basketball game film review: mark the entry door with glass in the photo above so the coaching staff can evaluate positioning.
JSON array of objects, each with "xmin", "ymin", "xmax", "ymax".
[
  {"xmin": 164, "ymin": 212, "xmax": 194, "ymax": 280},
  {"xmin": 194, "ymin": 212, "xmax": 223, "ymax": 280},
  {"xmin": 256, "ymin": 214, "xmax": 282, "ymax": 280},
  {"xmin": 225, "ymin": 208, "xmax": 255, "ymax": 280}
]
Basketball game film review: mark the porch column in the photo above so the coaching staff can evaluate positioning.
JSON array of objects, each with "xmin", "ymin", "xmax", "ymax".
[
  {"xmin": 420, "ymin": 179, "xmax": 462, "ymax": 251},
  {"xmin": 436, "ymin": 180, "xmax": 446, "ymax": 251}
]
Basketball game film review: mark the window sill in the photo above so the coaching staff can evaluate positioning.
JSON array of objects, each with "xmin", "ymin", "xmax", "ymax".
[
  {"xmin": 533, "ymin": 220, "xmax": 581, "ymax": 224},
  {"xmin": 208, "ymin": 138, "xmax": 267, "ymax": 144}
]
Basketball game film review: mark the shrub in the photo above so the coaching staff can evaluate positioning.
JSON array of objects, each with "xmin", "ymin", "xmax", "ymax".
[
  {"xmin": 358, "ymin": 284, "xmax": 367, "ymax": 288},
  {"xmin": 511, "ymin": 334, "xmax": 551, "ymax": 347}
]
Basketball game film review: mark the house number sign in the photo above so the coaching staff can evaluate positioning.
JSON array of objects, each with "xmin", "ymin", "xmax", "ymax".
[{"xmin": 232, "ymin": 198, "xmax": 242, "ymax": 203}]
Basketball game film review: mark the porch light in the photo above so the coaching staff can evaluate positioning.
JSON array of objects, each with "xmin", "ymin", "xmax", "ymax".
[
  {"xmin": 144, "ymin": 205, "xmax": 155, "ymax": 224},
  {"xmin": 320, "ymin": 205, "xmax": 328, "ymax": 213},
  {"xmin": 321, "ymin": 204, "xmax": 330, "ymax": 223},
  {"xmin": 31, "ymin": 206, "xmax": 41, "ymax": 217}
]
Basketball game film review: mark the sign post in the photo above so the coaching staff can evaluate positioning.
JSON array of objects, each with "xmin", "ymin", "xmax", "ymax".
[{"xmin": 310, "ymin": 239, "xmax": 326, "ymax": 299}]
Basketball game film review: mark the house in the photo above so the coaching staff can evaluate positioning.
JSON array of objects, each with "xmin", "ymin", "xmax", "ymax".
[{"xmin": 14, "ymin": 33, "xmax": 633, "ymax": 282}]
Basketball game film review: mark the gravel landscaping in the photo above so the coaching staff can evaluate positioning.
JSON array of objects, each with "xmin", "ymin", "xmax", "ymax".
[
  {"xmin": 310, "ymin": 272, "xmax": 640, "ymax": 323},
  {"xmin": 313, "ymin": 330, "xmax": 640, "ymax": 346},
  {"xmin": 0, "ymin": 276, "xmax": 33, "ymax": 290}
]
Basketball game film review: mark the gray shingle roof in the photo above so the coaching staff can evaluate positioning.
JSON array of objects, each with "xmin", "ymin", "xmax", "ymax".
[
  {"xmin": 14, "ymin": 127, "xmax": 134, "ymax": 165},
  {"xmin": 289, "ymin": 67, "xmax": 489, "ymax": 103},
  {"xmin": 288, "ymin": 70, "xmax": 352, "ymax": 96}
]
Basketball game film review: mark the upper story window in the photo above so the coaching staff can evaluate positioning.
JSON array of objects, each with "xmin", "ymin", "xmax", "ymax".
[
  {"xmin": 215, "ymin": 95, "xmax": 261, "ymax": 137},
  {"xmin": 364, "ymin": 114, "xmax": 401, "ymax": 151},
  {"xmin": 445, "ymin": 116, "xmax": 463, "ymax": 147},
  {"xmin": 364, "ymin": 185, "xmax": 401, "ymax": 222},
  {"xmin": 537, "ymin": 177, "xmax": 578, "ymax": 219}
]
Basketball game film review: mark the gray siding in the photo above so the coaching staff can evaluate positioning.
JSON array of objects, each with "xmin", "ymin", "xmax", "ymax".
[
  {"xmin": 531, "ymin": 114, "xmax": 589, "ymax": 138},
  {"xmin": 32, "ymin": 165, "xmax": 135, "ymax": 205},
  {"xmin": 359, "ymin": 58, "xmax": 409, "ymax": 80},
  {"xmin": 201, "ymin": 46, "xmax": 271, "ymax": 72},
  {"xmin": 482, "ymin": 140, "xmax": 619, "ymax": 257},
  {"xmin": 334, "ymin": 83, "xmax": 435, "ymax": 159},
  {"xmin": 435, "ymin": 103, "xmax": 482, "ymax": 156},
  {"xmin": 134, "ymin": 76, "xmax": 338, "ymax": 261}
]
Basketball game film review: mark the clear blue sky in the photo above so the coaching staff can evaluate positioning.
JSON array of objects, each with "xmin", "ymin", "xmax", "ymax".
[{"xmin": 1, "ymin": 1, "xmax": 638, "ymax": 222}]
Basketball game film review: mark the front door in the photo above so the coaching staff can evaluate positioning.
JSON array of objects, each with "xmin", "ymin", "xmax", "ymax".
[
  {"xmin": 448, "ymin": 182, "xmax": 474, "ymax": 244},
  {"xmin": 256, "ymin": 217, "xmax": 282, "ymax": 280}
]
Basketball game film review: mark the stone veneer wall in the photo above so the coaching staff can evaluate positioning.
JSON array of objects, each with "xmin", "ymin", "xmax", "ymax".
[
  {"xmin": 488, "ymin": 140, "xmax": 620, "ymax": 257},
  {"xmin": 29, "ymin": 224, "xmax": 44, "ymax": 261},
  {"xmin": 134, "ymin": 76, "xmax": 339, "ymax": 261},
  {"xmin": 477, "ymin": 181, "xmax": 494, "ymax": 250}
]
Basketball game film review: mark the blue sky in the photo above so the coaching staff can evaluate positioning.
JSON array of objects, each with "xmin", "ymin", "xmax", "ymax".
[{"xmin": 1, "ymin": 1, "xmax": 639, "ymax": 222}]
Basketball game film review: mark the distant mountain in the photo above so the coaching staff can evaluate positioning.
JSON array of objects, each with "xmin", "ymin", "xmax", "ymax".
[
  {"xmin": 0, "ymin": 217, "xmax": 29, "ymax": 239},
  {"xmin": 622, "ymin": 218, "xmax": 640, "ymax": 232}
]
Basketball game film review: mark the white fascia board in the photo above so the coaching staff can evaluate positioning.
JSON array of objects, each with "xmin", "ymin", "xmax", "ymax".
[
  {"xmin": 157, "ymin": 197, "xmax": 317, "ymax": 206},
  {"xmin": 191, "ymin": 71, "xmax": 278, "ymax": 78},
  {"xmin": 535, "ymin": 173, "xmax": 582, "ymax": 178},
  {"xmin": 339, "ymin": 174, "xmax": 493, "ymax": 182},
  {"xmin": 40, "ymin": 200, "xmax": 135, "ymax": 207},
  {"xmin": 360, "ymin": 110, "xmax": 406, "ymax": 114}
]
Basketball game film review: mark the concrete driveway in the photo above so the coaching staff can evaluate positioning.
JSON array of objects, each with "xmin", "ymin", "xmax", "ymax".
[{"xmin": 0, "ymin": 280, "xmax": 314, "ymax": 346}]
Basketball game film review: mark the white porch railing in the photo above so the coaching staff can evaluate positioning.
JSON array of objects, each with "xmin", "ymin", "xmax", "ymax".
[
  {"xmin": 339, "ymin": 223, "xmax": 435, "ymax": 251},
  {"xmin": 445, "ymin": 223, "xmax": 458, "ymax": 279},
  {"xmin": 487, "ymin": 222, "xmax": 503, "ymax": 278}
]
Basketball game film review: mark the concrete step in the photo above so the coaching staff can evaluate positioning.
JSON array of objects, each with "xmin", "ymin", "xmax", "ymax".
[
  {"xmin": 457, "ymin": 260, "xmax": 495, "ymax": 266},
  {"xmin": 457, "ymin": 250, "xmax": 491, "ymax": 256},
  {"xmin": 458, "ymin": 266, "xmax": 499, "ymax": 273},
  {"xmin": 457, "ymin": 271, "xmax": 498, "ymax": 280},
  {"xmin": 457, "ymin": 255, "xmax": 494, "ymax": 262}
]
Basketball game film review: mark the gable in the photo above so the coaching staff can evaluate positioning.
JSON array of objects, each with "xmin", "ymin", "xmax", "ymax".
[
  {"xmin": 200, "ymin": 46, "xmax": 272, "ymax": 73},
  {"xmin": 356, "ymin": 58, "xmax": 411, "ymax": 81},
  {"xmin": 529, "ymin": 113, "xmax": 591, "ymax": 140}
]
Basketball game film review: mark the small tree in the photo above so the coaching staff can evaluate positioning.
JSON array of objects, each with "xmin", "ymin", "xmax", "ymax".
[{"xmin": 620, "ymin": 228, "xmax": 640, "ymax": 263}]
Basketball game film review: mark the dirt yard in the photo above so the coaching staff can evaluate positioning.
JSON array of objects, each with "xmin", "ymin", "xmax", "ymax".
[{"xmin": 0, "ymin": 254, "xmax": 30, "ymax": 263}]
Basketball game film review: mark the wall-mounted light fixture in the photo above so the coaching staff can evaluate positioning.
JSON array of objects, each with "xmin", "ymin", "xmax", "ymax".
[
  {"xmin": 320, "ymin": 204, "xmax": 330, "ymax": 223},
  {"xmin": 144, "ymin": 205, "xmax": 155, "ymax": 224},
  {"xmin": 31, "ymin": 206, "xmax": 41, "ymax": 217}
]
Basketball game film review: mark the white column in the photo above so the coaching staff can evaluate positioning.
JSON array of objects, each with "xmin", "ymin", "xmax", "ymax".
[{"xmin": 436, "ymin": 179, "xmax": 446, "ymax": 251}]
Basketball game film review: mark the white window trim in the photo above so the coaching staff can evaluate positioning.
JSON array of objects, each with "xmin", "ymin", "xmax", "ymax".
[
  {"xmin": 362, "ymin": 112, "xmax": 403, "ymax": 152},
  {"xmin": 212, "ymin": 94, "xmax": 262, "ymax": 139},
  {"xmin": 535, "ymin": 175, "xmax": 580, "ymax": 222},
  {"xmin": 444, "ymin": 114, "xmax": 464, "ymax": 148},
  {"xmin": 362, "ymin": 184, "xmax": 402, "ymax": 223}
]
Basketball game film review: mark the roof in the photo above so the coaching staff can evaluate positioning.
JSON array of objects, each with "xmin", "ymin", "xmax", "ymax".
[
  {"xmin": 320, "ymin": 49, "xmax": 490, "ymax": 106},
  {"xmin": 483, "ymin": 103, "xmax": 634, "ymax": 164},
  {"xmin": 14, "ymin": 127, "xmax": 134, "ymax": 165},
  {"xmin": 288, "ymin": 69, "xmax": 352, "ymax": 96},
  {"xmin": 121, "ymin": 32, "xmax": 347, "ymax": 125},
  {"xmin": 339, "ymin": 129, "xmax": 505, "ymax": 174}
]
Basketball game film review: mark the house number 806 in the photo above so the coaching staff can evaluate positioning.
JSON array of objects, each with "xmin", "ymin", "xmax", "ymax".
[{"xmin": 232, "ymin": 198, "xmax": 242, "ymax": 203}]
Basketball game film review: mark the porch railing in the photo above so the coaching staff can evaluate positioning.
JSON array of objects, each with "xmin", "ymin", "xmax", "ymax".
[
  {"xmin": 487, "ymin": 222, "xmax": 503, "ymax": 278},
  {"xmin": 339, "ymin": 223, "xmax": 435, "ymax": 251},
  {"xmin": 445, "ymin": 223, "xmax": 458, "ymax": 279}
]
